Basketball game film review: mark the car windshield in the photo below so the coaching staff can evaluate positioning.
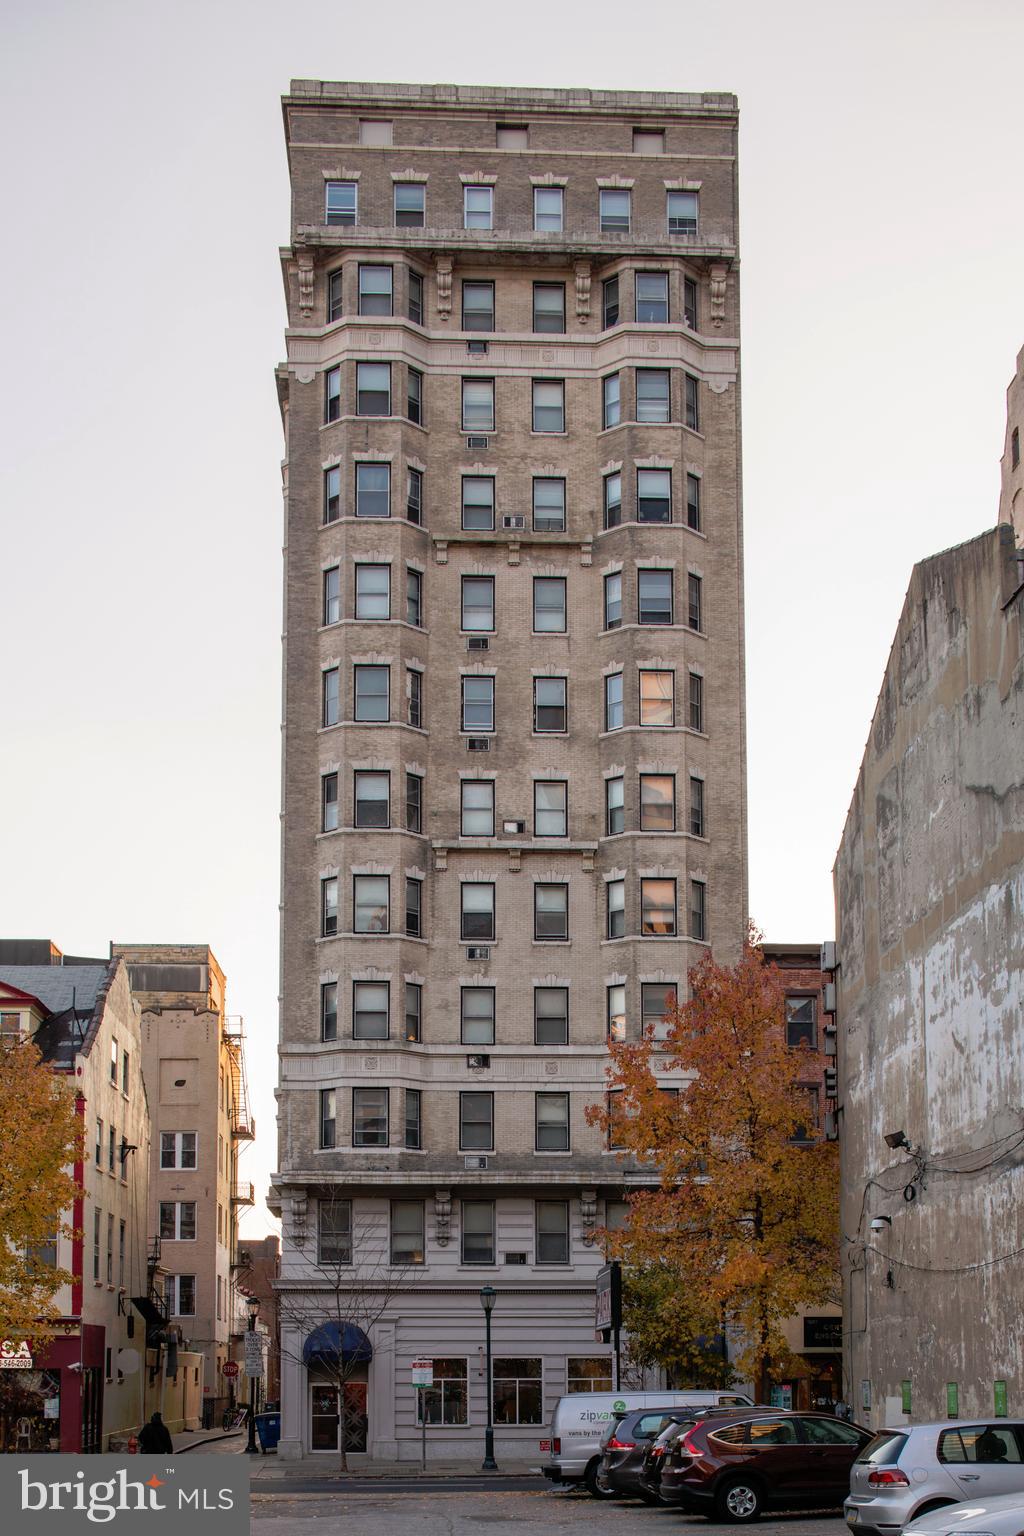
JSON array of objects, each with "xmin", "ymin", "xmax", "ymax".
[{"xmin": 857, "ymin": 1432, "xmax": 908, "ymax": 1464}]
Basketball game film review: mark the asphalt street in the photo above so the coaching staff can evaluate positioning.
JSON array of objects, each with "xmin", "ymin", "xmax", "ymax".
[{"xmin": 250, "ymin": 1484, "xmax": 852, "ymax": 1534}]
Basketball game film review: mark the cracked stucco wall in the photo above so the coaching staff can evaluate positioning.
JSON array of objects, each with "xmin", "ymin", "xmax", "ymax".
[{"xmin": 834, "ymin": 524, "xmax": 1024, "ymax": 1427}]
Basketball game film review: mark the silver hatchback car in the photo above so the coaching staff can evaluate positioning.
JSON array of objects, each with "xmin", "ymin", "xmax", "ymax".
[{"xmin": 845, "ymin": 1422, "xmax": 1024, "ymax": 1535}]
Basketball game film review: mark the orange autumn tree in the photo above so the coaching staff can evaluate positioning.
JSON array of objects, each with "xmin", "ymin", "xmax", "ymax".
[
  {"xmin": 0, "ymin": 1038, "xmax": 81, "ymax": 1346},
  {"xmin": 587, "ymin": 932, "xmax": 838, "ymax": 1399}
]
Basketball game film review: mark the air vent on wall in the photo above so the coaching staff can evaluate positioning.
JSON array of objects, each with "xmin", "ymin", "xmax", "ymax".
[
  {"xmin": 467, "ymin": 737, "xmax": 491, "ymax": 752},
  {"xmin": 467, "ymin": 340, "xmax": 489, "ymax": 355},
  {"xmin": 501, "ymin": 515, "xmax": 525, "ymax": 530},
  {"xmin": 464, "ymin": 1154, "xmax": 489, "ymax": 1170},
  {"xmin": 466, "ymin": 435, "xmax": 489, "ymax": 449},
  {"xmin": 466, "ymin": 946, "xmax": 491, "ymax": 961},
  {"xmin": 467, "ymin": 636, "xmax": 489, "ymax": 651},
  {"xmin": 502, "ymin": 819, "xmax": 526, "ymax": 834},
  {"xmin": 466, "ymin": 1054, "xmax": 491, "ymax": 1069},
  {"xmin": 505, "ymin": 1252, "xmax": 527, "ymax": 1265}
]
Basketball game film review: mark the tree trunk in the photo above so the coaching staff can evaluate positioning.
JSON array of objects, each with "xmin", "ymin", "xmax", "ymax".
[{"xmin": 337, "ymin": 1377, "xmax": 349, "ymax": 1475}]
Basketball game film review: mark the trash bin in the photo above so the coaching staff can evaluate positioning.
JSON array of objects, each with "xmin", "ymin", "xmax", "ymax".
[{"xmin": 254, "ymin": 1413, "xmax": 280, "ymax": 1454}]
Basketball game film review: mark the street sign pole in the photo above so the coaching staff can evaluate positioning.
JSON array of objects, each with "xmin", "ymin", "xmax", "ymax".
[
  {"xmin": 421, "ymin": 1386, "xmax": 426, "ymax": 1471},
  {"xmin": 410, "ymin": 1360, "xmax": 434, "ymax": 1472}
]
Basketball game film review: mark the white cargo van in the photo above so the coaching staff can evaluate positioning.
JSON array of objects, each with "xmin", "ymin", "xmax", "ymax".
[{"xmin": 541, "ymin": 1390, "xmax": 753, "ymax": 1497}]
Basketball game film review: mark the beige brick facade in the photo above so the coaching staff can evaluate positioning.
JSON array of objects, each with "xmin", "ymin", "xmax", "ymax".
[{"xmin": 271, "ymin": 81, "xmax": 747, "ymax": 1462}]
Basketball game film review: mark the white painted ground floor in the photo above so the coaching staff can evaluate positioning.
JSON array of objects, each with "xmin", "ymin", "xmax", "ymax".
[{"xmin": 277, "ymin": 1286, "xmax": 627, "ymax": 1461}]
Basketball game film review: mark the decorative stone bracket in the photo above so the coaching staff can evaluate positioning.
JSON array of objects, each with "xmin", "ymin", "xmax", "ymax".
[
  {"xmin": 296, "ymin": 252, "xmax": 315, "ymax": 319},
  {"xmin": 434, "ymin": 1189, "xmax": 452, "ymax": 1246},
  {"xmin": 709, "ymin": 262, "xmax": 728, "ymax": 329},
  {"xmin": 574, "ymin": 261, "xmax": 591, "ymax": 325},
  {"xmin": 436, "ymin": 257, "xmax": 453, "ymax": 321},
  {"xmin": 580, "ymin": 1188, "xmax": 598, "ymax": 1243}
]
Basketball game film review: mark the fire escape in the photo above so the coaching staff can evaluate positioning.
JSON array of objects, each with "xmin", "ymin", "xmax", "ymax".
[{"xmin": 224, "ymin": 1016, "xmax": 255, "ymax": 1277}]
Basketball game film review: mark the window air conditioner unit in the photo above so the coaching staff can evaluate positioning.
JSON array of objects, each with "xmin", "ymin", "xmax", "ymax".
[
  {"xmin": 505, "ymin": 1252, "xmax": 527, "ymax": 1265},
  {"xmin": 466, "ymin": 435, "xmax": 489, "ymax": 449},
  {"xmin": 824, "ymin": 1023, "xmax": 837, "ymax": 1057},
  {"xmin": 466, "ymin": 946, "xmax": 490, "ymax": 961},
  {"xmin": 502, "ymin": 515, "xmax": 525, "ymax": 530},
  {"xmin": 824, "ymin": 1065, "xmax": 838, "ymax": 1099},
  {"xmin": 467, "ymin": 737, "xmax": 491, "ymax": 752},
  {"xmin": 820, "ymin": 941, "xmax": 837, "ymax": 972},
  {"xmin": 823, "ymin": 981, "xmax": 837, "ymax": 1015},
  {"xmin": 502, "ymin": 819, "xmax": 526, "ymax": 834},
  {"xmin": 466, "ymin": 1054, "xmax": 491, "ymax": 1069},
  {"xmin": 464, "ymin": 1155, "xmax": 489, "ymax": 1170},
  {"xmin": 467, "ymin": 636, "xmax": 489, "ymax": 651},
  {"xmin": 824, "ymin": 1111, "xmax": 838, "ymax": 1142},
  {"xmin": 467, "ymin": 340, "xmax": 489, "ymax": 355}
]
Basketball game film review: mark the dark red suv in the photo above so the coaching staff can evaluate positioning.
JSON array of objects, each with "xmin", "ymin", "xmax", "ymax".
[{"xmin": 654, "ymin": 1408, "xmax": 871, "ymax": 1521}]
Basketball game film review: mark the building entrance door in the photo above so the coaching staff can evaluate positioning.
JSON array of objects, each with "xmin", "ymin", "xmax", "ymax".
[{"xmin": 309, "ymin": 1382, "xmax": 368, "ymax": 1452}]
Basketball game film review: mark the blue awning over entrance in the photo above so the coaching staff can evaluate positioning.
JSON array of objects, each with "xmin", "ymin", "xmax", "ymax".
[{"xmin": 302, "ymin": 1323, "xmax": 373, "ymax": 1370}]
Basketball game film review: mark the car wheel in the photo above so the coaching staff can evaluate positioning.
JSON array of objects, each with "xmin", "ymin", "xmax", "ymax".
[
  {"xmin": 714, "ymin": 1478, "xmax": 764, "ymax": 1523},
  {"xmin": 584, "ymin": 1459, "xmax": 617, "ymax": 1499}
]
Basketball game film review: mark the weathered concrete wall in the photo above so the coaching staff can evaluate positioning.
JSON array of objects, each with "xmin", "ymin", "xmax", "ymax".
[{"xmin": 834, "ymin": 524, "xmax": 1024, "ymax": 1428}]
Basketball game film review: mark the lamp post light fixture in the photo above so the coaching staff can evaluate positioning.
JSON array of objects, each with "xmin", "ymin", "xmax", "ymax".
[
  {"xmin": 480, "ymin": 1285, "xmax": 498, "ymax": 1471},
  {"xmin": 245, "ymin": 1296, "xmax": 261, "ymax": 1455}
]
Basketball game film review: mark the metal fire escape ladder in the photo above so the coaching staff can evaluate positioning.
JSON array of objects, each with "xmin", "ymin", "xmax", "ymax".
[{"xmin": 223, "ymin": 1015, "xmax": 255, "ymax": 1140}]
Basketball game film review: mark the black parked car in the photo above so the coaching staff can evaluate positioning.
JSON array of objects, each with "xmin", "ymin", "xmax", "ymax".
[{"xmin": 598, "ymin": 1409, "xmax": 696, "ymax": 1500}]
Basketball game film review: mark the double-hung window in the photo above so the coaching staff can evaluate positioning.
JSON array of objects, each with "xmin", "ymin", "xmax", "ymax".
[
  {"xmin": 406, "ymin": 878, "xmax": 422, "ymax": 937},
  {"xmin": 534, "ymin": 186, "xmax": 564, "ymax": 230},
  {"xmin": 668, "ymin": 190, "xmax": 698, "ymax": 235},
  {"xmin": 355, "ymin": 462, "xmax": 390, "ymax": 518},
  {"xmin": 605, "ymin": 775, "xmax": 624, "ymax": 835},
  {"xmin": 319, "ymin": 1089, "xmax": 336, "ymax": 1149},
  {"xmin": 532, "ymin": 478, "xmax": 565, "ymax": 531},
  {"xmin": 636, "ymin": 271, "xmax": 668, "ymax": 322},
  {"xmin": 690, "ymin": 879, "xmax": 707, "ymax": 941},
  {"xmin": 391, "ymin": 1200, "xmax": 424, "ymax": 1262},
  {"xmin": 353, "ymin": 982, "xmax": 389, "ymax": 1040},
  {"xmin": 355, "ymin": 563, "xmax": 390, "ymax": 620},
  {"xmin": 322, "ymin": 565, "xmax": 340, "ymax": 625},
  {"xmin": 684, "ymin": 276, "xmax": 698, "ymax": 329},
  {"xmin": 461, "ymin": 882, "xmax": 495, "ymax": 941},
  {"xmin": 602, "ymin": 373, "xmax": 621, "ymax": 430},
  {"xmin": 322, "ymin": 668, "xmax": 339, "ymax": 727},
  {"xmin": 640, "ymin": 774, "xmax": 675, "ymax": 831},
  {"xmin": 607, "ymin": 984, "xmax": 626, "ymax": 1041},
  {"xmin": 533, "ymin": 577, "xmax": 566, "ymax": 633},
  {"xmin": 639, "ymin": 669, "xmax": 674, "ymax": 726},
  {"xmin": 325, "ymin": 181, "xmax": 356, "ymax": 225},
  {"xmin": 603, "ymin": 571, "xmax": 622, "ymax": 630},
  {"xmin": 320, "ymin": 877, "xmax": 338, "ymax": 936},
  {"xmin": 533, "ymin": 283, "xmax": 565, "ymax": 333},
  {"xmin": 354, "ymin": 771, "xmax": 389, "ymax": 828},
  {"xmin": 462, "ymin": 378, "xmax": 495, "ymax": 432},
  {"xmin": 394, "ymin": 183, "xmax": 425, "ymax": 227},
  {"xmin": 461, "ymin": 780, "xmax": 494, "ymax": 836},
  {"xmin": 165, "ymin": 1274, "xmax": 196, "ymax": 1316},
  {"xmin": 463, "ymin": 185, "xmax": 493, "ymax": 229},
  {"xmin": 407, "ymin": 467, "xmax": 423, "ymax": 524},
  {"xmin": 535, "ymin": 1201, "xmax": 569, "ymax": 1263},
  {"xmin": 637, "ymin": 468, "xmax": 671, "ymax": 522},
  {"xmin": 406, "ymin": 772, "xmax": 423, "ymax": 833},
  {"xmin": 318, "ymin": 1199, "xmax": 351, "ymax": 1264},
  {"xmin": 460, "ymin": 1091, "xmax": 494, "ymax": 1150},
  {"xmin": 785, "ymin": 995, "xmax": 817, "ymax": 1048},
  {"xmin": 407, "ymin": 667, "xmax": 422, "ymax": 728},
  {"xmin": 602, "ymin": 275, "xmax": 619, "ymax": 327},
  {"xmin": 686, "ymin": 473, "xmax": 701, "ymax": 530},
  {"xmin": 536, "ymin": 1093, "xmax": 569, "ymax": 1151},
  {"xmin": 358, "ymin": 265, "xmax": 393, "ymax": 316},
  {"xmin": 327, "ymin": 269, "xmax": 343, "ymax": 323},
  {"xmin": 599, "ymin": 189, "xmax": 630, "ymax": 233},
  {"xmin": 688, "ymin": 573, "xmax": 703, "ymax": 632},
  {"xmin": 689, "ymin": 671, "xmax": 704, "ymax": 731},
  {"xmin": 354, "ymin": 874, "xmax": 389, "ymax": 933},
  {"xmin": 462, "ymin": 476, "xmax": 495, "ymax": 530},
  {"xmin": 462, "ymin": 281, "xmax": 495, "ymax": 331},
  {"xmin": 325, "ymin": 366, "xmax": 341, "ymax": 423},
  {"xmin": 534, "ymin": 780, "xmax": 567, "ymax": 837},
  {"xmin": 461, "ymin": 575, "xmax": 495, "ymax": 631},
  {"xmin": 320, "ymin": 981, "xmax": 338, "ymax": 1041},
  {"xmin": 408, "ymin": 269, "xmax": 424, "ymax": 324},
  {"xmin": 357, "ymin": 362, "xmax": 391, "ymax": 416},
  {"xmin": 607, "ymin": 879, "xmax": 625, "ymax": 938},
  {"xmin": 532, "ymin": 379, "xmax": 565, "ymax": 433},
  {"xmin": 407, "ymin": 367, "xmax": 423, "ymax": 425},
  {"xmin": 685, "ymin": 373, "xmax": 700, "ymax": 430},
  {"xmin": 534, "ymin": 882, "xmax": 568, "ymax": 941},
  {"xmin": 461, "ymin": 987, "xmax": 495, "ymax": 1045},
  {"xmin": 461, "ymin": 676, "xmax": 494, "ymax": 732},
  {"xmin": 533, "ymin": 676, "xmax": 566, "ymax": 732},
  {"xmin": 641, "ymin": 877, "xmax": 677, "ymax": 936},
  {"xmin": 690, "ymin": 776, "xmax": 705, "ymax": 837},
  {"xmin": 461, "ymin": 1201, "xmax": 495, "ymax": 1264},
  {"xmin": 324, "ymin": 465, "xmax": 340, "ymax": 523},
  {"xmin": 406, "ymin": 567, "xmax": 422, "ymax": 626},
  {"xmin": 354, "ymin": 663, "xmax": 389, "ymax": 721},
  {"xmin": 534, "ymin": 986, "xmax": 568, "ymax": 1045},
  {"xmin": 642, "ymin": 982, "xmax": 677, "ymax": 1033},
  {"xmin": 353, "ymin": 1088, "xmax": 389, "ymax": 1147},
  {"xmin": 636, "ymin": 369, "xmax": 670, "ymax": 423},
  {"xmin": 605, "ymin": 671, "xmax": 623, "ymax": 731},
  {"xmin": 638, "ymin": 569, "xmax": 673, "ymax": 624},
  {"xmin": 405, "ymin": 983, "xmax": 422, "ymax": 1042},
  {"xmin": 603, "ymin": 472, "xmax": 622, "ymax": 528}
]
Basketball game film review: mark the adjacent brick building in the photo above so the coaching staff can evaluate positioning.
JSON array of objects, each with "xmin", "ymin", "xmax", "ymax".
[{"xmin": 270, "ymin": 80, "xmax": 748, "ymax": 1461}]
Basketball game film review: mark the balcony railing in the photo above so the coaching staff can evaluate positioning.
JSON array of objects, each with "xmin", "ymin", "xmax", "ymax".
[{"xmin": 231, "ymin": 1181, "xmax": 255, "ymax": 1207}]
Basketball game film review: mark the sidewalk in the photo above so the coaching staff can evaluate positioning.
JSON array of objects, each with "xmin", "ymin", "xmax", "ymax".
[
  {"xmin": 172, "ymin": 1427, "xmax": 246, "ymax": 1455},
  {"xmin": 248, "ymin": 1457, "xmax": 541, "ymax": 1481}
]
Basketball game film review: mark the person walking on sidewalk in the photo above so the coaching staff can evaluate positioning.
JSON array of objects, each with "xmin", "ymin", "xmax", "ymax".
[{"xmin": 139, "ymin": 1412, "xmax": 174, "ymax": 1454}]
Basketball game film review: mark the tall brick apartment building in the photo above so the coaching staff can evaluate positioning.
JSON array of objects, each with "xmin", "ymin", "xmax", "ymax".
[{"xmin": 270, "ymin": 80, "xmax": 747, "ymax": 1462}]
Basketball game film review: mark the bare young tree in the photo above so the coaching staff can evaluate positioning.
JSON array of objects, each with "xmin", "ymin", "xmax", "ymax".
[{"xmin": 274, "ymin": 1190, "xmax": 412, "ymax": 1473}]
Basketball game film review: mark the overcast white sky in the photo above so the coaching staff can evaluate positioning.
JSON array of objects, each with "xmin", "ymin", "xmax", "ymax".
[{"xmin": 2, "ymin": 0, "xmax": 1022, "ymax": 1238}]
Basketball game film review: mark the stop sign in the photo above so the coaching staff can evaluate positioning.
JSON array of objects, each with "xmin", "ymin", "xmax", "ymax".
[{"xmin": 222, "ymin": 1360, "xmax": 240, "ymax": 1379}]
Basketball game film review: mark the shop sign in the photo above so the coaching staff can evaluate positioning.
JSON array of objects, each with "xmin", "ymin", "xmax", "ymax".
[{"xmin": 0, "ymin": 1341, "xmax": 33, "ymax": 1370}]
